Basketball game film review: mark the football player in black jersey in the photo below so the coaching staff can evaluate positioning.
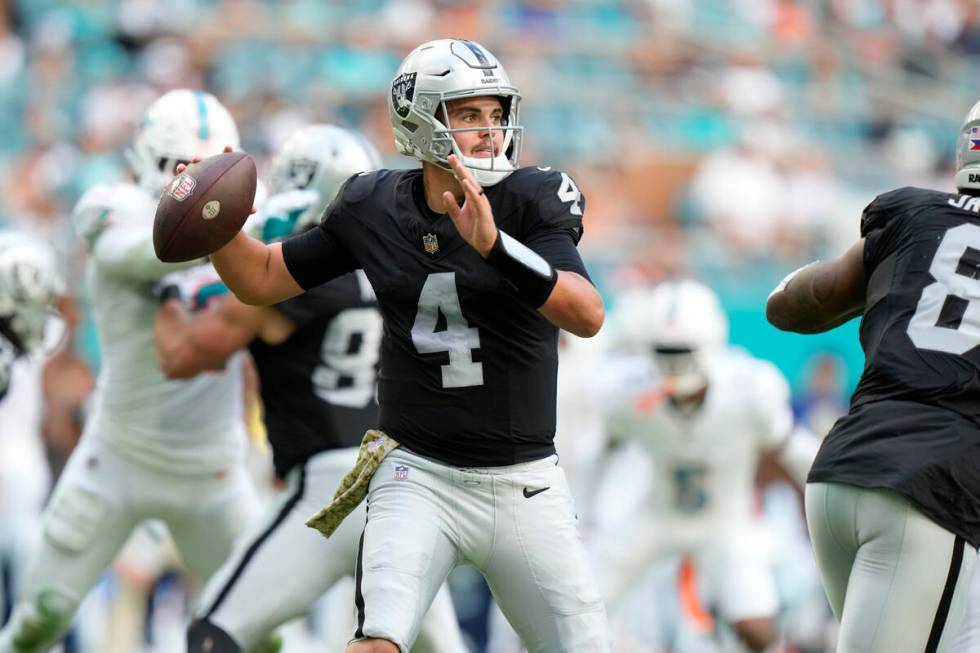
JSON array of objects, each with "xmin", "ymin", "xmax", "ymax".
[
  {"xmin": 193, "ymin": 39, "xmax": 608, "ymax": 653},
  {"xmin": 766, "ymin": 103, "xmax": 980, "ymax": 653},
  {"xmin": 152, "ymin": 125, "xmax": 467, "ymax": 653},
  {"xmin": 0, "ymin": 230, "xmax": 62, "ymax": 403}
]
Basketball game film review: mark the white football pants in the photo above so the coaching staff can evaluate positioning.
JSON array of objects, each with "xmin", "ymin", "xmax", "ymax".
[
  {"xmin": 0, "ymin": 434, "xmax": 259, "ymax": 653},
  {"xmin": 353, "ymin": 447, "xmax": 609, "ymax": 653},
  {"xmin": 806, "ymin": 482, "xmax": 977, "ymax": 653}
]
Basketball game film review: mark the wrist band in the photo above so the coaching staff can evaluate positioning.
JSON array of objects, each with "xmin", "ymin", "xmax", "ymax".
[{"xmin": 485, "ymin": 230, "xmax": 558, "ymax": 307}]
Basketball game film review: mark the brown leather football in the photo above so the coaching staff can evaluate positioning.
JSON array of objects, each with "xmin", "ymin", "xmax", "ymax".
[{"xmin": 153, "ymin": 151, "xmax": 257, "ymax": 263}]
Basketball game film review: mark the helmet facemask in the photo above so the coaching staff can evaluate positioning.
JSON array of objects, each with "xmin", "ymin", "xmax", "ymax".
[
  {"xmin": 652, "ymin": 345, "xmax": 714, "ymax": 398},
  {"xmin": 427, "ymin": 93, "xmax": 523, "ymax": 187}
]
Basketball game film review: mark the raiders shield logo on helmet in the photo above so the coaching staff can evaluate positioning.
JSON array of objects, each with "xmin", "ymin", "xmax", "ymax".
[
  {"xmin": 288, "ymin": 158, "xmax": 318, "ymax": 189},
  {"xmin": 391, "ymin": 72, "xmax": 417, "ymax": 119}
]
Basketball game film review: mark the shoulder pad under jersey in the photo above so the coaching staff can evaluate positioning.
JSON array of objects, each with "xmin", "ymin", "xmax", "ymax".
[
  {"xmin": 497, "ymin": 166, "xmax": 585, "ymax": 241},
  {"xmin": 71, "ymin": 183, "xmax": 156, "ymax": 251},
  {"xmin": 860, "ymin": 186, "xmax": 938, "ymax": 237},
  {"xmin": 340, "ymin": 169, "xmax": 390, "ymax": 204},
  {"xmin": 714, "ymin": 347, "xmax": 791, "ymax": 421}
]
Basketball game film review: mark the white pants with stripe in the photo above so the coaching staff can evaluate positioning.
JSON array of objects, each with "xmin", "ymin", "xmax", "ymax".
[
  {"xmin": 951, "ymin": 559, "xmax": 980, "ymax": 652},
  {"xmin": 354, "ymin": 447, "xmax": 609, "ymax": 653},
  {"xmin": 198, "ymin": 447, "xmax": 467, "ymax": 652},
  {"xmin": 806, "ymin": 482, "xmax": 977, "ymax": 653},
  {"xmin": 0, "ymin": 434, "xmax": 259, "ymax": 653}
]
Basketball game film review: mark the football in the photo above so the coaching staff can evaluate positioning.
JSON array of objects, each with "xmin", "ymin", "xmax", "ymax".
[{"xmin": 153, "ymin": 151, "xmax": 257, "ymax": 263}]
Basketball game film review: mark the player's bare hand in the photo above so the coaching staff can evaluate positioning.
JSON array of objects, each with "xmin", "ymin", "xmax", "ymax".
[
  {"xmin": 174, "ymin": 146, "xmax": 256, "ymax": 214},
  {"xmin": 442, "ymin": 154, "xmax": 497, "ymax": 258},
  {"xmin": 174, "ymin": 145, "xmax": 234, "ymax": 174}
]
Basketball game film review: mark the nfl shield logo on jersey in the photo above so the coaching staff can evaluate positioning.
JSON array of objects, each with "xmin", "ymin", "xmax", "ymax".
[
  {"xmin": 423, "ymin": 233, "xmax": 439, "ymax": 254},
  {"xmin": 168, "ymin": 174, "xmax": 196, "ymax": 201},
  {"xmin": 393, "ymin": 464, "xmax": 410, "ymax": 480}
]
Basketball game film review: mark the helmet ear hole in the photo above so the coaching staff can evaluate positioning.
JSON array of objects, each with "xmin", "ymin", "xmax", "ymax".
[{"xmin": 432, "ymin": 141, "xmax": 451, "ymax": 157}]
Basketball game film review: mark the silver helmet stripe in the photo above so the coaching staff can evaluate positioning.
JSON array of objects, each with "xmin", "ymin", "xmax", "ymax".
[{"xmin": 458, "ymin": 40, "xmax": 495, "ymax": 76}]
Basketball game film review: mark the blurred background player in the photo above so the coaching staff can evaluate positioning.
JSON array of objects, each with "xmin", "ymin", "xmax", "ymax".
[
  {"xmin": 0, "ymin": 230, "xmax": 63, "ymax": 631},
  {"xmin": 0, "ymin": 89, "xmax": 261, "ymax": 653},
  {"xmin": 153, "ymin": 123, "xmax": 467, "ymax": 653},
  {"xmin": 0, "ymin": 230, "xmax": 63, "ymax": 402},
  {"xmin": 594, "ymin": 279, "xmax": 819, "ymax": 652}
]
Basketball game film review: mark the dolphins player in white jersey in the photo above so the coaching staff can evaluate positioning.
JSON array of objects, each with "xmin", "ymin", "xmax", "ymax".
[
  {"xmin": 594, "ymin": 279, "xmax": 819, "ymax": 652},
  {"xmin": 0, "ymin": 89, "xmax": 261, "ymax": 653}
]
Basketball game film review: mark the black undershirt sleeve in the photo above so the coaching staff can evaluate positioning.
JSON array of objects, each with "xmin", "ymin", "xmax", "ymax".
[
  {"xmin": 523, "ymin": 227, "xmax": 592, "ymax": 282},
  {"xmin": 281, "ymin": 223, "xmax": 358, "ymax": 291}
]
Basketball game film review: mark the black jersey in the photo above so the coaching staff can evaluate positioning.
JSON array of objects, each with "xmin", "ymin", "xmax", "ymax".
[
  {"xmin": 249, "ymin": 271, "xmax": 381, "ymax": 478},
  {"xmin": 809, "ymin": 186, "xmax": 980, "ymax": 547},
  {"xmin": 281, "ymin": 166, "xmax": 590, "ymax": 467}
]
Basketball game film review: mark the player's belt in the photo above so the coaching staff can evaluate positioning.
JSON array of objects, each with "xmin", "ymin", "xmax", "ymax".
[{"xmin": 306, "ymin": 429, "xmax": 400, "ymax": 538}]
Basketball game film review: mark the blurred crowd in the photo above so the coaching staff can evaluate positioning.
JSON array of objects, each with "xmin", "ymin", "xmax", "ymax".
[
  {"xmin": 3, "ymin": 0, "xmax": 979, "ymax": 383},
  {"xmin": 2, "ymin": 0, "xmax": 979, "ymax": 651}
]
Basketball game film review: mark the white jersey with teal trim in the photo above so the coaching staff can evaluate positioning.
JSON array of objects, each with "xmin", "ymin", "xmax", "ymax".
[
  {"xmin": 605, "ymin": 348, "xmax": 792, "ymax": 538},
  {"xmin": 72, "ymin": 182, "xmax": 246, "ymax": 474},
  {"xmin": 244, "ymin": 188, "xmax": 321, "ymax": 243}
]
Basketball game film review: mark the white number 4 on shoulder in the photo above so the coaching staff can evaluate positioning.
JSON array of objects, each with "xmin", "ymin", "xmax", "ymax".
[{"xmin": 557, "ymin": 173, "xmax": 583, "ymax": 216}]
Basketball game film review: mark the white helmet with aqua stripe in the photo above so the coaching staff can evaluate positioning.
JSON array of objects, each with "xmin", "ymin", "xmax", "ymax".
[
  {"xmin": 126, "ymin": 89, "xmax": 240, "ymax": 193},
  {"xmin": 615, "ymin": 279, "xmax": 729, "ymax": 397}
]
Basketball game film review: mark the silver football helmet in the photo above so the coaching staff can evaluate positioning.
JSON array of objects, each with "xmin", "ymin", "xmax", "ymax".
[
  {"xmin": 0, "ymin": 230, "xmax": 63, "ymax": 354},
  {"xmin": 253, "ymin": 125, "xmax": 382, "ymax": 243},
  {"xmin": 615, "ymin": 279, "xmax": 729, "ymax": 396},
  {"xmin": 956, "ymin": 99, "xmax": 980, "ymax": 191},
  {"xmin": 126, "ymin": 89, "xmax": 240, "ymax": 193},
  {"xmin": 268, "ymin": 124, "xmax": 381, "ymax": 201},
  {"xmin": 389, "ymin": 38, "xmax": 523, "ymax": 187}
]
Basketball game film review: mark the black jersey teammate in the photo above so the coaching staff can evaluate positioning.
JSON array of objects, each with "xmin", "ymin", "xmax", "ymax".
[
  {"xmin": 194, "ymin": 40, "xmax": 608, "ymax": 653},
  {"xmin": 152, "ymin": 124, "xmax": 467, "ymax": 653},
  {"xmin": 767, "ymin": 103, "xmax": 980, "ymax": 653}
]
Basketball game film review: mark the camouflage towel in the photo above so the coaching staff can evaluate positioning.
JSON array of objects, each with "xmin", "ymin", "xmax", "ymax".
[{"xmin": 306, "ymin": 429, "xmax": 400, "ymax": 539}]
